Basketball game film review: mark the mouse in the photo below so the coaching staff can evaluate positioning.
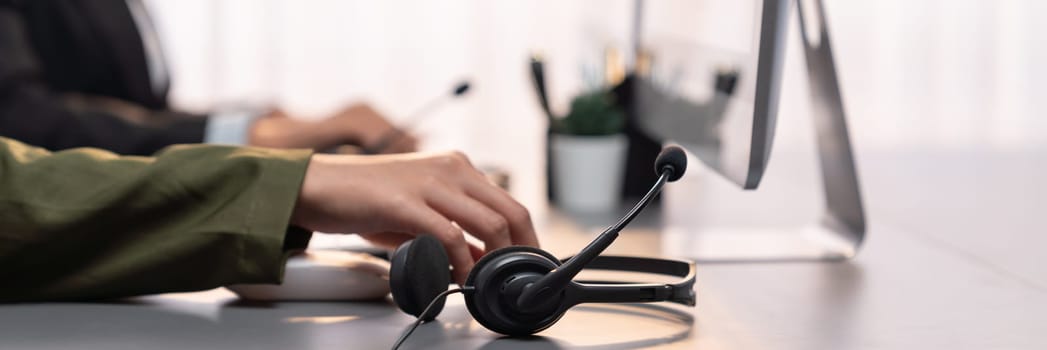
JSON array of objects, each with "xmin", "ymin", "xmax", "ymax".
[{"xmin": 227, "ymin": 250, "xmax": 391, "ymax": 301}]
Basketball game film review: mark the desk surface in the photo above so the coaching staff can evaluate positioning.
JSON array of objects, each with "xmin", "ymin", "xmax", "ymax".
[{"xmin": 2, "ymin": 151, "xmax": 1045, "ymax": 349}]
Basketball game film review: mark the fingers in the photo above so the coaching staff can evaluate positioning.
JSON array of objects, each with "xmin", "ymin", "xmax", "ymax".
[
  {"xmin": 468, "ymin": 244, "xmax": 484, "ymax": 261},
  {"xmin": 461, "ymin": 175, "xmax": 540, "ymax": 248},
  {"xmin": 425, "ymin": 185, "xmax": 513, "ymax": 253},
  {"xmin": 397, "ymin": 206, "xmax": 475, "ymax": 285},
  {"xmin": 432, "ymin": 151, "xmax": 539, "ymax": 248}
]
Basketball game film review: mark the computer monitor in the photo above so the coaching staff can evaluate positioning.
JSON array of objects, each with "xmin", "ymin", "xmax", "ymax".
[
  {"xmin": 634, "ymin": 0, "xmax": 866, "ymax": 261},
  {"xmin": 632, "ymin": 0, "xmax": 788, "ymax": 190}
]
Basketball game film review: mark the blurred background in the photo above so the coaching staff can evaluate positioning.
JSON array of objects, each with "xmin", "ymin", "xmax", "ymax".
[{"xmin": 147, "ymin": 0, "xmax": 1047, "ymax": 213}]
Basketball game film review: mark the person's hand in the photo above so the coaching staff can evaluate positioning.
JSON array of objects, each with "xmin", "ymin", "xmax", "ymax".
[
  {"xmin": 249, "ymin": 109, "xmax": 333, "ymax": 149},
  {"xmin": 290, "ymin": 152, "xmax": 539, "ymax": 284},
  {"xmin": 248, "ymin": 105, "xmax": 417, "ymax": 154},
  {"xmin": 327, "ymin": 104, "xmax": 418, "ymax": 154}
]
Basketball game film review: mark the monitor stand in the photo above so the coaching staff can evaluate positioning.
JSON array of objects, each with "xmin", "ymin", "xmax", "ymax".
[{"xmin": 664, "ymin": 0, "xmax": 866, "ymax": 262}]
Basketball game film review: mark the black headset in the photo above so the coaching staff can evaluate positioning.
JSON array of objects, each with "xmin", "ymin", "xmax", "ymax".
[{"xmin": 389, "ymin": 146, "xmax": 696, "ymax": 339}]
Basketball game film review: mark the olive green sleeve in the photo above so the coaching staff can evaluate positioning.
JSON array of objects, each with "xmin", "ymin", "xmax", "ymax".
[{"xmin": 0, "ymin": 137, "xmax": 313, "ymax": 301}]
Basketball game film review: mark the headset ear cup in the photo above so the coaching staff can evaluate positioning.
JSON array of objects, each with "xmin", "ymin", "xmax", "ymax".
[
  {"xmin": 390, "ymin": 235, "xmax": 451, "ymax": 321},
  {"xmin": 464, "ymin": 245, "xmax": 567, "ymax": 336},
  {"xmin": 465, "ymin": 245, "xmax": 559, "ymax": 286}
]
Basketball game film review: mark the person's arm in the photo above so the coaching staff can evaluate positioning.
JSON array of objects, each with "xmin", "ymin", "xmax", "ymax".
[
  {"xmin": 0, "ymin": 8, "xmax": 209, "ymax": 156},
  {"xmin": 1, "ymin": 5, "xmax": 418, "ymax": 156},
  {"xmin": 0, "ymin": 137, "xmax": 312, "ymax": 301},
  {"xmin": 0, "ymin": 138, "xmax": 536, "ymax": 301},
  {"xmin": 248, "ymin": 105, "xmax": 419, "ymax": 154}
]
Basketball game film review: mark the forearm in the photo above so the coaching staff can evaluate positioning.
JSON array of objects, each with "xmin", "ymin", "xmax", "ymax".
[
  {"xmin": 0, "ymin": 85, "xmax": 210, "ymax": 156},
  {"xmin": 0, "ymin": 138, "xmax": 312, "ymax": 301}
]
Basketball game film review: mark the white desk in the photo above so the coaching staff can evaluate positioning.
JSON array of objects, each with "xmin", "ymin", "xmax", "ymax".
[{"xmin": 2, "ymin": 151, "xmax": 1045, "ymax": 349}]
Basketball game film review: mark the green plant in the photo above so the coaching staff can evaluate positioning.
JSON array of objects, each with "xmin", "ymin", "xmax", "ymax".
[{"xmin": 551, "ymin": 90, "xmax": 625, "ymax": 136}]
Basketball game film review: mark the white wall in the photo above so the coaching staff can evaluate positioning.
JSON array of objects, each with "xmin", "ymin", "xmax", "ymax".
[
  {"xmin": 147, "ymin": 0, "xmax": 1047, "ymax": 199},
  {"xmin": 825, "ymin": 0, "xmax": 1047, "ymax": 152}
]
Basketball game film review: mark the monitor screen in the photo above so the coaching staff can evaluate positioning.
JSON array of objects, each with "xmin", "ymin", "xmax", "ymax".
[{"xmin": 633, "ymin": 0, "xmax": 788, "ymax": 189}]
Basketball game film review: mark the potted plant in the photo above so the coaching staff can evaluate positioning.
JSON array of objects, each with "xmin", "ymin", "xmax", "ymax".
[{"xmin": 550, "ymin": 90, "xmax": 628, "ymax": 212}]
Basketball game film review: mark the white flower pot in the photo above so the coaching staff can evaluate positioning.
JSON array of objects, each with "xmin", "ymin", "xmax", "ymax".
[{"xmin": 551, "ymin": 134, "xmax": 629, "ymax": 212}]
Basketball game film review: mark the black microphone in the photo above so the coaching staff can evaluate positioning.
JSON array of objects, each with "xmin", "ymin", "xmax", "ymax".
[
  {"xmin": 655, "ymin": 145, "xmax": 688, "ymax": 182},
  {"xmin": 453, "ymin": 82, "xmax": 471, "ymax": 96},
  {"xmin": 516, "ymin": 146, "xmax": 688, "ymax": 310},
  {"xmin": 364, "ymin": 80, "xmax": 471, "ymax": 154}
]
